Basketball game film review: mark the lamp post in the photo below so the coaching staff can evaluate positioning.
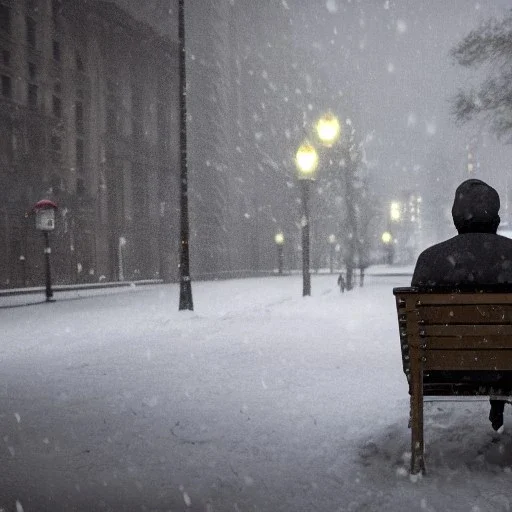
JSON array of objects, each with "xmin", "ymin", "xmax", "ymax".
[
  {"xmin": 178, "ymin": 0, "xmax": 193, "ymax": 310},
  {"xmin": 328, "ymin": 234, "xmax": 336, "ymax": 274},
  {"xmin": 118, "ymin": 236, "xmax": 127, "ymax": 281},
  {"xmin": 382, "ymin": 231, "xmax": 394, "ymax": 265},
  {"xmin": 275, "ymin": 232, "xmax": 284, "ymax": 274},
  {"xmin": 295, "ymin": 141, "xmax": 318, "ymax": 296},
  {"xmin": 315, "ymin": 111, "xmax": 357, "ymax": 290}
]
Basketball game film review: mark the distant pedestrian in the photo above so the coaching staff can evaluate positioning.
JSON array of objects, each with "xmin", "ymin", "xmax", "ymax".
[{"xmin": 337, "ymin": 273, "xmax": 345, "ymax": 293}]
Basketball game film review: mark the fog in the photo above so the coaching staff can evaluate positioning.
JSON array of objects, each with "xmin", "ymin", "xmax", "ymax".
[
  {"xmin": 183, "ymin": 0, "xmax": 512, "ymax": 271},
  {"xmin": 4, "ymin": 1, "xmax": 512, "ymax": 509}
]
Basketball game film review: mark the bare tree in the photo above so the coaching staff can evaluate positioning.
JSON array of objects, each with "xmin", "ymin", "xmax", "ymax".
[{"xmin": 451, "ymin": 12, "xmax": 512, "ymax": 142}]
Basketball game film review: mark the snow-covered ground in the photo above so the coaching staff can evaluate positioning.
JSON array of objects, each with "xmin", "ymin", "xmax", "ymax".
[{"xmin": 1, "ymin": 271, "xmax": 512, "ymax": 512}]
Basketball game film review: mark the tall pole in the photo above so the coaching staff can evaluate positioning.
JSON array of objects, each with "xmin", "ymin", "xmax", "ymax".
[
  {"xmin": 43, "ymin": 231, "xmax": 53, "ymax": 301},
  {"xmin": 344, "ymin": 147, "xmax": 356, "ymax": 291},
  {"xmin": 301, "ymin": 180, "xmax": 311, "ymax": 296},
  {"xmin": 178, "ymin": 0, "xmax": 193, "ymax": 311}
]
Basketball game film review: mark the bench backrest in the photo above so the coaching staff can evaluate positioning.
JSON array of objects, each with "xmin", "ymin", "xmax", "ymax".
[{"xmin": 393, "ymin": 287, "xmax": 512, "ymax": 395}]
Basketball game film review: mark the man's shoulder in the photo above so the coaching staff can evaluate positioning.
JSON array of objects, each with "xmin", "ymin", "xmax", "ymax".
[
  {"xmin": 419, "ymin": 233, "xmax": 512, "ymax": 256},
  {"xmin": 494, "ymin": 233, "xmax": 512, "ymax": 246},
  {"xmin": 416, "ymin": 236, "xmax": 458, "ymax": 259}
]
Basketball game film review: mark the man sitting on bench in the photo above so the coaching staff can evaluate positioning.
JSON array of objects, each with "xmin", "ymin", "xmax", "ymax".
[{"xmin": 411, "ymin": 178, "xmax": 512, "ymax": 431}]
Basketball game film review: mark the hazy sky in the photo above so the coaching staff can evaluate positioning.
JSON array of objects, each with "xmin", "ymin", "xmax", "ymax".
[
  {"xmin": 110, "ymin": 0, "xmax": 512, "ymax": 212},
  {"xmin": 285, "ymin": 0, "xmax": 512, "ymax": 197}
]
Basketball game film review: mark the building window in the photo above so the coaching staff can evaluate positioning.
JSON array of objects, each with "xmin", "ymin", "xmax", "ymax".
[
  {"xmin": 76, "ymin": 177, "xmax": 85, "ymax": 196},
  {"xmin": 75, "ymin": 101, "xmax": 83, "ymax": 133},
  {"xmin": 0, "ymin": 5, "xmax": 10, "ymax": 34},
  {"xmin": 50, "ymin": 136, "xmax": 61, "ymax": 165},
  {"xmin": 76, "ymin": 51, "xmax": 84, "ymax": 72},
  {"xmin": 52, "ymin": 95, "xmax": 61, "ymax": 118},
  {"xmin": 76, "ymin": 138, "xmax": 84, "ymax": 167},
  {"xmin": 28, "ymin": 83, "xmax": 37, "ymax": 108},
  {"xmin": 26, "ymin": 17, "xmax": 36, "ymax": 49},
  {"xmin": 2, "ymin": 49, "xmax": 10, "ymax": 66},
  {"xmin": 28, "ymin": 62, "xmax": 36, "ymax": 80},
  {"xmin": 52, "ymin": 0, "xmax": 61, "ymax": 17},
  {"xmin": 51, "ymin": 134, "xmax": 61, "ymax": 153},
  {"xmin": 52, "ymin": 40, "xmax": 60, "ymax": 62},
  {"xmin": 1, "ymin": 74, "xmax": 11, "ymax": 98},
  {"xmin": 106, "ymin": 108, "xmax": 116, "ymax": 133}
]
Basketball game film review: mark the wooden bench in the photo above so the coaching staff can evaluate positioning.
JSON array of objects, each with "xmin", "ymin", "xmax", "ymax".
[{"xmin": 393, "ymin": 287, "xmax": 512, "ymax": 474}]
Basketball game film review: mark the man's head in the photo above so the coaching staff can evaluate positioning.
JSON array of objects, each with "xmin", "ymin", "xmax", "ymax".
[{"xmin": 452, "ymin": 179, "xmax": 500, "ymax": 234}]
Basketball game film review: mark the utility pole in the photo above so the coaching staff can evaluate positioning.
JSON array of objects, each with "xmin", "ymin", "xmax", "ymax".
[{"xmin": 178, "ymin": 0, "xmax": 193, "ymax": 310}]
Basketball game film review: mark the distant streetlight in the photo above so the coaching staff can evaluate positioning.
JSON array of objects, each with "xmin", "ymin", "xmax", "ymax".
[
  {"xmin": 295, "ymin": 141, "xmax": 319, "ymax": 296},
  {"xmin": 275, "ymin": 232, "xmax": 284, "ymax": 274},
  {"xmin": 316, "ymin": 112, "xmax": 341, "ymax": 148},
  {"xmin": 295, "ymin": 142, "xmax": 319, "ymax": 177},
  {"xmin": 118, "ymin": 236, "xmax": 127, "ymax": 281},
  {"xmin": 328, "ymin": 234, "xmax": 336, "ymax": 274},
  {"xmin": 390, "ymin": 201, "xmax": 401, "ymax": 222},
  {"xmin": 382, "ymin": 231, "xmax": 394, "ymax": 264}
]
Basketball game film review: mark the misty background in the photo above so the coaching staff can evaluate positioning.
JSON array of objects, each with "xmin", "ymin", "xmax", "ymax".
[
  {"xmin": 116, "ymin": 0, "xmax": 512, "ymax": 264},
  {"xmin": 2, "ymin": 0, "xmax": 512, "ymax": 287}
]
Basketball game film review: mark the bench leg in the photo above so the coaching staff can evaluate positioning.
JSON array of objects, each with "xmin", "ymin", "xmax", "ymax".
[{"xmin": 410, "ymin": 368, "xmax": 425, "ymax": 474}]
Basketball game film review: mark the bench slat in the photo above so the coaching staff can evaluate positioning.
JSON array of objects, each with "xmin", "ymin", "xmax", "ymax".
[
  {"xmin": 423, "ymin": 382, "xmax": 512, "ymax": 396},
  {"xmin": 423, "ymin": 350, "xmax": 512, "ymax": 371},
  {"xmin": 411, "ymin": 324, "xmax": 512, "ymax": 337},
  {"xmin": 408, "ymin": 293, "xmax": 512, "ymax": 306},
  {"xmin": 421, "ymin": 336, "xmax": 512, "ymax": 349},
  {"xmin": 419, "ymin": 305, "xmax": 512, "ymax": 324}
]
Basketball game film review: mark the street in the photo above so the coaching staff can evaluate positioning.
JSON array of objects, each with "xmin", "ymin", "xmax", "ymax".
[{"xmin": 1, "ymin": 272, "xmax": 511, "ymax": 512}]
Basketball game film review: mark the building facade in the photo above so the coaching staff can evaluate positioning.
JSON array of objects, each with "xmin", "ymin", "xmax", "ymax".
[{"xmin": 0, "ymin": 0, "xmax": 180, "ymax": 287}]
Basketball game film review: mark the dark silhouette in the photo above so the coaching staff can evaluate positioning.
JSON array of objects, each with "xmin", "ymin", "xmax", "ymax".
[
  {"xmin": 337, "ymin": 272, "xmax": 346, "ymax": 293},
  {"xmin": 412, "ymin": 179, "xmax": 512, "ymax": 431}
]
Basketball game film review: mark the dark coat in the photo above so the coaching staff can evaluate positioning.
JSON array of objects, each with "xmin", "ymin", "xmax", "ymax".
[
  {"xmin": 411, "ymin": 179, "xmax": 512, "ymax": 388},
  {"xmin": 412, "ymin": 179, "xmax": 512, "ymax": 287},
  {"xmin": 411, "ymin": 232, "xmax": 512, "ymax": 287}
]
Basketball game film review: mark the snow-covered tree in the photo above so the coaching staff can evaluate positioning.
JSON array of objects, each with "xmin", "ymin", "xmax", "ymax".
[{"xmin": 451, "ymin": 11, "xmax": 512, "ymax": 142}]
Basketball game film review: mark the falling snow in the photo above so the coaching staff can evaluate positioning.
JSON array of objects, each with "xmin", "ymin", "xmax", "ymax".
[{"xmin": 326, "ymin": 0, "xmax": 339, "ymax": 14}]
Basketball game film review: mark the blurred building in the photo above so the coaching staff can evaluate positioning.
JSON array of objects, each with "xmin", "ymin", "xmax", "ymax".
[
  {"xmin": 187, "ymin": 0, "xmax": 300, "ymax": 277},
  {"xmin": 0, "ymin": 0, "xmax": 180, "ymax": 287},
  {"xmin": 388, "ymin": 190, "xmax": 422, "ymax": 264}
]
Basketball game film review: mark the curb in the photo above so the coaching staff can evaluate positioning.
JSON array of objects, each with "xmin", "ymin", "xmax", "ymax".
[{"xmin": 0, "ymin": 279, "xmax": 163, "ymax": 297}]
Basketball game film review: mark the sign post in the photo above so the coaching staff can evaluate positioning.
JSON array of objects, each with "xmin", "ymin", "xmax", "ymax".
[{"xmin": 32, "ymin": 200, "xmax": 58, "ymax": 302}]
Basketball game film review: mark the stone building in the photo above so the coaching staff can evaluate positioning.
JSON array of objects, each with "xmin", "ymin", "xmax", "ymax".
[{"xmin": 0, "ymin": 0, "xmax": 180, "ymax": 287}]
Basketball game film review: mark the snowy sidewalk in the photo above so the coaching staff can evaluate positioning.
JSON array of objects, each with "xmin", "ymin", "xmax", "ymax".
[{"xmin": 1, "ymin": 274, "xmax": 511, "ymax": 511}]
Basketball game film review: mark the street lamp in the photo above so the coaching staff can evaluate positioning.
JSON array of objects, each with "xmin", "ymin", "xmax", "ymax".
[
  {"xmin": 316, "ymin": 111, "xmax": 341, "ymax": 148},
  {"xmin": 295, "ymin": 141, "xmax": 319, "ymax": 296},
  {"xmin": 274, "ymin": 232, "xmax": 284, "ymax": 274},
  {"xmin": 328, "ymin": 234, "xmax": 336, "ymax": 274},
  {"xmin": 382, "ymin": 231, "xmax": 394, "ymax": 265},
  {"xmin": 390, "ymin": 201, "xmax": 401, "ymax": 222},
  {"xmin": 316, "ymin": 111, "xmax": 357, "ymax": 290},
  {"xmin": 118, "ymin": 236, "xmax": 127, "ymax": 281}
]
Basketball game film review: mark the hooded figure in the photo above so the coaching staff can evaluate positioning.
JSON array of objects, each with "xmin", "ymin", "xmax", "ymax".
[
  {"xmin": 412, "ymin": 179, "xmax": 512, "ymax": 287},
  {"xmin": 411, "ymin": 179, "xmax": 512, "ymax": 431}
]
